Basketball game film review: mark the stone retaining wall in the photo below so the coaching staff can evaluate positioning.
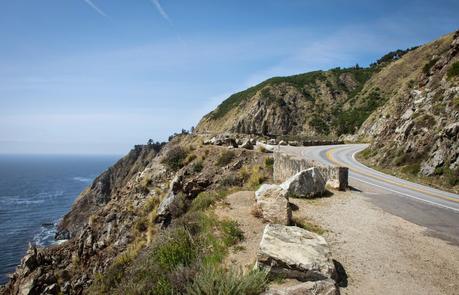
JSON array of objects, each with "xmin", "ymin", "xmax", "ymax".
[{"xmin": 273, "ymin": 153, "xmax": 348, "ymax": 191}]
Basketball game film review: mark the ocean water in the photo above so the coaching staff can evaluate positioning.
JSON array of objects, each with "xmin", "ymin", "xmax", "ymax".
[{"xmin": 0, "ymin": 155, "xmax": 118, "ymax": 284}]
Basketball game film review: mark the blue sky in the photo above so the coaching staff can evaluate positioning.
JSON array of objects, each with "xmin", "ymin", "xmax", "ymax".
[{"xmin": 0, "ymin": 0, "xmax": 458, "ymax": 155}]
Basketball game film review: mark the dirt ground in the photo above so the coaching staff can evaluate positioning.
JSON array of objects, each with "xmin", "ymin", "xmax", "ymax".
[
  {"xmin": 216, "ymin": 190, "xmax": 459, "ymax": 295},
  {"xmin": 215, "ymin": 191, "xmax": 265, "ymax": 270},
  {"xmin": 292, "ymin": 190, "xmax": 459, "ymax": 295}
]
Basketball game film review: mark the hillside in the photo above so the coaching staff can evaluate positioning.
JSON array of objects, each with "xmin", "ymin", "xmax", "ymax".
[{"xmin": 197, "ymin": 30, "xmax": 459, "ymax": 189}]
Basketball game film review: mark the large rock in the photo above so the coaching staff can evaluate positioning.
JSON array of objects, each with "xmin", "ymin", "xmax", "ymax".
[
  {"xmin": 255, "ymin": 184, "xmax": 291, "ymax": 225},
  {"xmin": 256, "ymin": 224, "xmax": 335, "ymax": 281},
  {"xmin": 264, "ymin": 279, "xmax": 339, "ymax": 295},
  {"xmin": 240, "ymin": 139, "xmax": 254, "ymax": 150},
  {"xmin": 280, "ymin": 168, "xmax": 326, "ymax": 198}
]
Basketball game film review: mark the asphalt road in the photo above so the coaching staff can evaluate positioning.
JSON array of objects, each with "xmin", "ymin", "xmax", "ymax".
[{"xmin": 280, "ymin": 144, "xmax": 459, "ymax": 245}]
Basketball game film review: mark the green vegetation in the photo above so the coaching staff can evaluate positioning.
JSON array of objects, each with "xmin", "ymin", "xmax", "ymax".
[
  {"xmin": 310, "ymin": 115, "xmax": 330, "ymax": 135},
  {"xmin": 208, "ymin": 71, "xmax": 326, "ymax": 119},
  {"xmin": 414, "ymin": 114, "xmax": 436, "ymax": 128},
  {"xmin": 186, "ymin": 266, "xmax": 268, "ymax": 295},
  {"xmin": 90, "ymin": 211, "xmax": 262, "ymax": 294},
  {"xmin": 334, "ymin": 90, "xmax": 385, "ymax": 135},
  {"xmin": 161, "ymin": 146, "xmax": 188, "ymax": 171},
  {"xmin": 371, "ymin": 47, "xmax": 418, "ymax": 66},
  {"xmin": 401, "ymin": 163, "xmax": 421, "ymax": 175},
  {"xmin": 192, "ymin": 160, "xmax": 204, "ymax": 173},
  {"xmin": 264, "ymin": 157, "xmax": 274, "ymax": 169},
  {"xmin": 447, "ymin": 61, "xmax": 459, "ymax": 79},
  {"xmin": 189, "ymin": 190, "xmax": 228, "ymax": 212},
  {"xmin": 291, "ymin": 216, "xmax": 326, "ymax": 235},
  {"xmin": 216, "ymin": 150, "xmax": 236, "ymax": 166},
  {"xmin": 423, "ymin": 57, "xmax": 439, "ymax": 74}
]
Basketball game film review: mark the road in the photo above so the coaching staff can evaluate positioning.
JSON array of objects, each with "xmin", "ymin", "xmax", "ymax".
[{"xmin": 280, "ymin": 144, "xmax": 459, "ymax": 244}]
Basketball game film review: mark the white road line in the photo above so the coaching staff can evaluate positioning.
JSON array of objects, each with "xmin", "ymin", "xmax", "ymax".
[{"xmin": 351, "ymin": 176, "xmax": 459, "ymax": 213}]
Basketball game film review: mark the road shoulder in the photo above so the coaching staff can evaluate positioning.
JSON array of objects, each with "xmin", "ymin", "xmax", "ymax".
[{"xmin": 290, "ymin": 190, "xmax": 459, "ymax": 295}]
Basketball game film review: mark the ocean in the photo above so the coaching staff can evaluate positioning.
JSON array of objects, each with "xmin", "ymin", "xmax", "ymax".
[{"xmin": 0, "ymin": 155, "xmax": 118, "ymax": 284}]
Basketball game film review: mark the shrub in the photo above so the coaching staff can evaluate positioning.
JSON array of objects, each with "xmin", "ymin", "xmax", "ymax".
[
  {"xmin": 152, "ymin": 227, "xmax": 197, "ymax": 271},
  {"xmin": 220, "ymin": 220, "xmax": 244, "ymax": 246},
  {"xmin": 447, "ymin": 61, "xmax": 459, "ymax": 79},
  {"xmin": 192, "ymin": 160, "xmax": 204, "ymax": 173},
  {"xmin": 162, "ymin": 146, "xmax": 188, "ymax": 171},
  {"xmin": 401, "ymin": 163, "xmax": 421, "ymax": 175},
  {"xmin": 189, "ymin": 190, "xmax": 227, "ymax": 212},
  {"xmin": 217, "ymin": 150, "xmax": 236, "ymax": 166},
  {"xmin": 251, "ymin": 204, "xmax": 263, "ymax": 219},
  {"xmin": 423, "ymin": 57, "xmax": 439, "ymax": 74},
  {"xmin": 264, "ymin": 157, "xmax": 274, "ymax": 168},
  {"xmin": 186, "ymin": 266, "xmax": 268, "ymax": 295},
  {"xmin": 245, "ymin": 166, "xmax": 267, "ymax": 189}
]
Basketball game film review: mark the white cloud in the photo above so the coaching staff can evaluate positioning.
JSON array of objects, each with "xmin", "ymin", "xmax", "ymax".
[
  {"xmin": 83, "ymin": 0, "xmax": 107, "ymax": 17},
  {"xmin": 150, "ymin": 0, "xmax": 171, "ymax": 23}
]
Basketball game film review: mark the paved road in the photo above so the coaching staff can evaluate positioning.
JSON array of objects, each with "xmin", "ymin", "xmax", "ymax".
[{"xmin": 280, "ymin": 144, "xmax": 459, "ymax": 244}]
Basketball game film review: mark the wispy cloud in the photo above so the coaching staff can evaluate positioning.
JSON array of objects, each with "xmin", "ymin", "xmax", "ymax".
[
  {"xmin": 83, "ymin": 0, "xmax": 107, "ymax": 17},
  {"xmin": 150, "ymin": 0, "xmax": 171, "ymax": 23}
]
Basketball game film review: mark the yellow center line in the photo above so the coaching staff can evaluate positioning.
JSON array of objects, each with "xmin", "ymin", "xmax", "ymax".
[{"xmin": 325, "ymin": 147, "xmax": 459, "ymax": 204}]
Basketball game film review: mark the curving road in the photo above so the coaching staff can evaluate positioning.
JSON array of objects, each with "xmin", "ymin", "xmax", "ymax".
[{"xmin": 279, "ymin": 144, "xmax": 459, "ymax": 244}]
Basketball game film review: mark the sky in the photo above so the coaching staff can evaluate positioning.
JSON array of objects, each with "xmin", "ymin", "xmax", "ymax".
[{"xmin": 0, "ymin": 0, "xmax": 458, "ymax": 155}]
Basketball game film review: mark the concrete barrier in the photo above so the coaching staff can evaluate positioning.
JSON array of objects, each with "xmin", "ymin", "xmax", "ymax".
[{"xmin": 273, "ymin": 153, "xmax": 348, "ymax": 191}]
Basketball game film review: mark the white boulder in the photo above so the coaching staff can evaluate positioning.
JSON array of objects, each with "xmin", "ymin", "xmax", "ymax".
[
  {"xmin": 256, "ymin": 224, "xmax": 336, "ymax": 281},
  {"xmin": 255, "ymin": 184, "xmax": 291, "ymax": 225},
  {"xmin": 280, "ymin": 168, "xmax": 326, "ymax": 198}
]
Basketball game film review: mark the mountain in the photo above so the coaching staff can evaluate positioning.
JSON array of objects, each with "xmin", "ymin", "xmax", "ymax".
[{"xmin": 197, "ymin": 30, "xmax": 459, "ymax": 189}]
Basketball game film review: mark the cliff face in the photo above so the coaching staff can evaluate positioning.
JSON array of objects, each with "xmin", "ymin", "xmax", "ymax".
[
  {"xmin": 357, "ymin": 31, "xmax": 459, "ymax": 182},
  {"xmin": 2, "ymin": 135, "xmax": 270, "ymax": 294},
  {"xmin": 196, "ymin": 68, "xmax": 377, "ymax": 137}
]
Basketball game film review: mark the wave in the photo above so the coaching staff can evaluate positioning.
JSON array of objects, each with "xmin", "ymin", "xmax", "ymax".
[
  {"xmin": 0, "ymin": 191, "xmax": 64, "ymax": 206},
  {"xmin": 72, "ymin": 176, "xmax": 92, "ymax": 183},
  {"xmin": 33, "ymin": 221, "xmax": 59, "ymax": 247}
]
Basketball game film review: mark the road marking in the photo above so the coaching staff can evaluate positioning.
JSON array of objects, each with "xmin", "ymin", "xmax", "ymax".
[
  {"xmin": 325, "ymin": 147, "xmax": 459, "ymax": 205},
  {"xmin": 353, "ymin": 175, "xmax": 459, "ymax": 213}
]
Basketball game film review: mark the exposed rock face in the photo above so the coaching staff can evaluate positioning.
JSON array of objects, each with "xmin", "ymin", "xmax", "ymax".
[
  {"xmin": 264, "ymin": 279, "xmax": 339, "ymax": 295},
  {"xmin": 280, "ymin": 168, "xmax": 326, "ymax": 198},
  {"xmin": 256, "ymin": 224, "xmax": 336, "ymax": 281},
  {"xmin": 196, "ymin": 69, "xmax": 375, "ymax": 137},
  {"xmin": 255, "ymin": 184, "xmax": 291, "ymax": 225},
  {"xmin": 356, "ymin": 31, "xmax": 459, "ymax": 186}
]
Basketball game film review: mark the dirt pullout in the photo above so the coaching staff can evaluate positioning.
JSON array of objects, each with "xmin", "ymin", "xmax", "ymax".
[
  {"xmin": 291, "ymin": 190, "xmax": 459, "ymax": 295},
  {"xmin": 215, "ymin": 191, "xmax": 265, "ymax": 270}
]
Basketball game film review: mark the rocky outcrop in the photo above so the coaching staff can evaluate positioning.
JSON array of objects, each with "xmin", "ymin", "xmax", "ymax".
[
  {"xmin": 356, "ymin": 30, "xmax": 458, "ymax": 189},
  {"xmin": 264, "ymin": 279, "xmax": 339, "ymax": 295},
  {"xmin": 255, "ymin": 184, "xmax": 291, "ymax": 225},
  {"xmin": 280, "ymin": 168, "xmax": 326, "ymax": 198},
  {"xmin": 256, "ymin": 224, "xmax": 336, "ymax": 281}
]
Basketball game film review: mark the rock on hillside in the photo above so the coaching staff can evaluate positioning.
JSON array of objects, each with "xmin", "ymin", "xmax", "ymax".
[{"xmin": 358, "ymin": 31, "xmax": 459, "ymax": 182}]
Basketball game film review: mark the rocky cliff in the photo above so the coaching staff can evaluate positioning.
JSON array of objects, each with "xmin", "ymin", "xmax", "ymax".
[
  {"xmin": 357, "ymin": 31, "xmax": 459, "ymax": 187},
  {"xmin": 1, "ymin": 135, "xmax": 272, "ymax": 294},
  {"xmin": 197, "ymin": 30, "xmax": 459, "ymax": 189}
]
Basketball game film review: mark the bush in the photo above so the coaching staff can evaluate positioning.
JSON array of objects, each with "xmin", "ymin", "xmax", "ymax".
[
  {"xmin": 192, "ymin": 160, "xmax": 204, "ymax": 173},
  {"xmin": 423, "ymin": 57, "xmax": 439, "ymax": 74},
  {"xmin": 447, "ymin": 61, "xmax": 459, "ymax": 79},
  {"xmin": 189, "ymin": 190, "xmax": 227, "ymax": 212},
  {"xmin": 186, "ymin": 266, "xmax": 268, "ymax": 295},
  {"xmin": 162, "ymin": 146, "xmax": 188, "ymax": 171},
  {"xmin": 264, "ymin": 157, "xmax": 274, "ymax": 168},
  {"xmin": 217, "ymin": 150, "xmax": 236, "ymax": 166},
  {"xmin": 401, "ymin": 163, "xmax": 421, "ymax": 175}
]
